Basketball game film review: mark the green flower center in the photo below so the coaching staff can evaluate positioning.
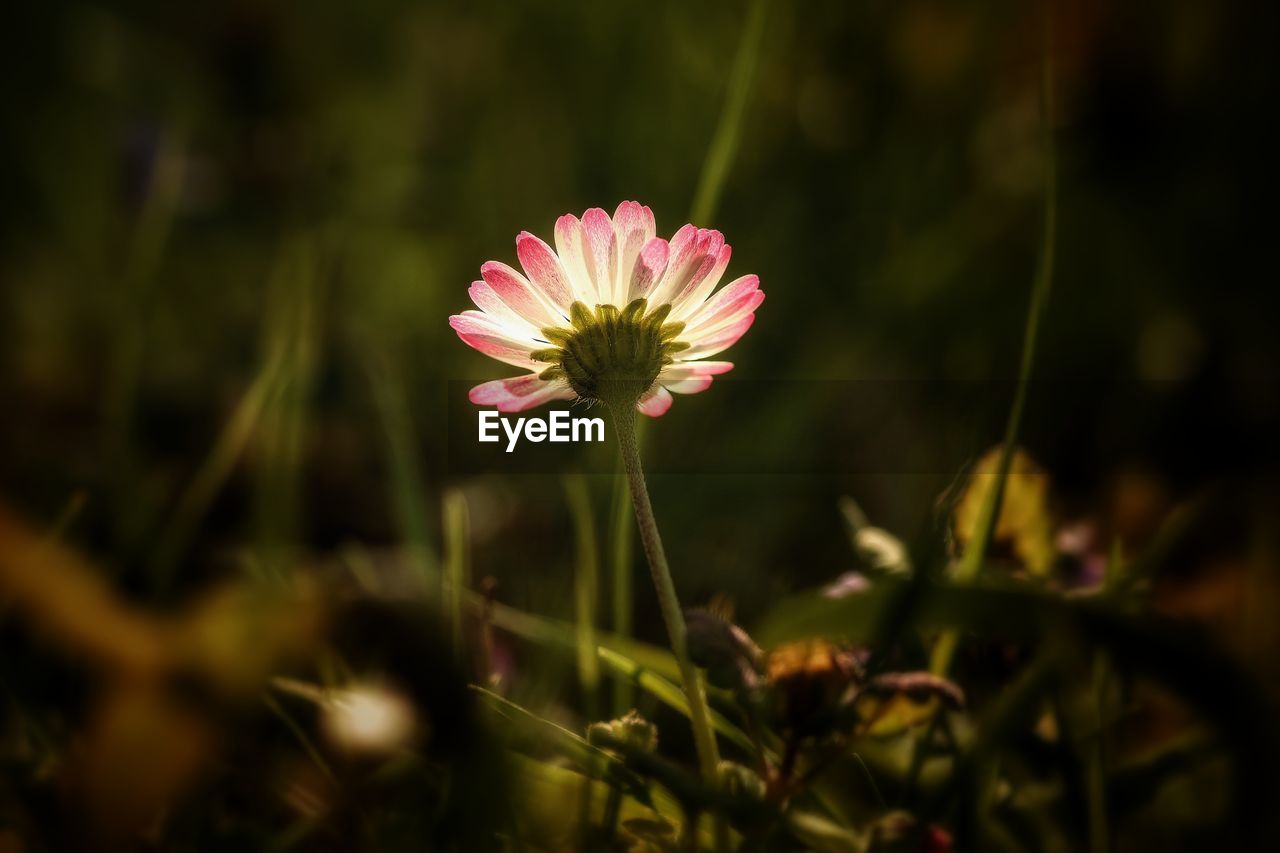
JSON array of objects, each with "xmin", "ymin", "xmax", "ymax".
[{"xmin": 531, "ymin": 298, "xmax": 688, "ymax": 405}]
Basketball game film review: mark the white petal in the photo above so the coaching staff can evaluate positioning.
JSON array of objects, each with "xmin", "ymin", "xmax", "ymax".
[
  {"xmin": 553, "ymin": 214, "xmax": 598, "ymax": 304},
  {"xmin": 628, "ymin": 237, "xmax": 669, "ymax": 301},
  {"xmin": 684, "ymin": 275, "xmax": 762, "ymax": 336},
  {"xmin": 450, "ymin": 311, "xmax": 542, "ymax": 368},
  {"xmin": 667, "ymin": 231, "xmax": 725, "ymax": 314},
  {"xmin": 468, "ymin": 281, "xmax": 539, "ymax": 336},
  {"xmin": 480, "ymin": 261, "xmax": 562, "ymax": 329},
  {"xmin": 515, "ymin": 233, "xmax": 574, "ymax": 314},
  {"xmin": 659, "ymin": 361, "xmax": 734, "ymax": 380},
  {"xmin": 581, "ymin": 207, "xmax": 619, "ymax": 305},
  {"xmin": 469, "ymin": 374, "xmax": 575, "ymax": 412},
  {"xmin": 680, "ymin": 313, "xmax": 756, "ymax": 360},
  {"xmin": 645, "ymin": 224, "xmax": 699, "ymax": 306},
  {"xmin": 663, "ymin": 375, "xmax": 714, "ymax": 395},
  {"xmin": 613, "ymin": 201, "xmax": 655, "ymax": 305},
  {"xmin": 636, "ymin": 385, "xmax": 674, "ymax": 417},
  {"xmin": 671, "ymin": 242, "xmax": 732, "ymax": 321}
]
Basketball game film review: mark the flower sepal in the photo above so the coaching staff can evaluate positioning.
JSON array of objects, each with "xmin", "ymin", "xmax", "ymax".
[{"xmin": 531, "ymin": 298, "xmax": 686, "ymax": 409}]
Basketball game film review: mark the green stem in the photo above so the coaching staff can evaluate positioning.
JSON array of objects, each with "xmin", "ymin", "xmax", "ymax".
[
  {"xmin": 369, "ymin": 351, "xmax": 440, "ymax": 597},
  {"xmin": 931, "ymin": 3, "xmax": 1056, "ymax": 675},
  {"xmin": 443, "ymin": 489, "xmax": 471, "ymax": 664},
  {"xmin": 602, "ymin": 0, "xmax": 770, "ymax": 727},
  {"xmin": 608, "ymin": 403, "xmax": 721, "ymax": 784},
  {"xmin": 608, "ymin": 454, "xmax": 636, "ymax": 716}
]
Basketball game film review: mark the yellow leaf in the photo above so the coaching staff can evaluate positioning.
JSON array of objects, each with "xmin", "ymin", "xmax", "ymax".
[{"xmin": 953, "ymin": 447, "xmax": 1056, "ymax": 576}]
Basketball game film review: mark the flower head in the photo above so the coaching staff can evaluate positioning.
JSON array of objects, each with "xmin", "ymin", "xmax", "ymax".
[{"xmin": 451, "ymin": 202, "xmax": 764, "ymax": 415}]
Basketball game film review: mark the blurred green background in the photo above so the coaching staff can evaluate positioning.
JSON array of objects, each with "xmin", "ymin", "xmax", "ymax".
[
  {"xmin": 1, "ymin": 0, "xmax": 1277, "ymax": 848},
  {"xmin": 3, "ymin": 0, "xmax": 1274, "ymax": 613}
]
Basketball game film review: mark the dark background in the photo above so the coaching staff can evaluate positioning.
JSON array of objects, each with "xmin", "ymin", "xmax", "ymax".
[
  {"xmin": 3, "ymin": 0, "xmax": 1275, "ymax": 622},
  {"xmin": 2, "ymin": 1, "xmax": 1279, "ymax": 849}
]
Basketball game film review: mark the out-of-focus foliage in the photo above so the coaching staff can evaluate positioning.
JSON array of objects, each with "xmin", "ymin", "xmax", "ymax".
[{"xmin": 2, "ymin": 0, "xmax": 1278, "ymax": 850}]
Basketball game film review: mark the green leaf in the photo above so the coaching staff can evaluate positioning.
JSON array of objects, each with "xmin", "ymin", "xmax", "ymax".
[
  {"xmin": 597, "ymin": 647, "xmax": 757, "ymax": 757},
  {"xmin": 474, "ymin": 593, "xmax": 682, "ymax": 683},
  {"xmin": 471, "ymin": 685, "xmax": 651, "ymax": 806},
  {"xmin": 786, "ymin": 809, "xmax": 865, "ymax": 853},
  {"xmin": 505, "ymin": 751, "xmax": 690, "ymax": 849}
]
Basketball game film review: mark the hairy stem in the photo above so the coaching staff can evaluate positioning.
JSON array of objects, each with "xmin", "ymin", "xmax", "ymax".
[{"xmin": 608, "ymin": 402, "xmax": 721, "ymax": 783}]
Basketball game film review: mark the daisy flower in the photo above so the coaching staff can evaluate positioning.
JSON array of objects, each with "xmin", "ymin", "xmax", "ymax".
[{"xmin": 450, "ymin": 201, "xmax": 764, "ymax": 416}]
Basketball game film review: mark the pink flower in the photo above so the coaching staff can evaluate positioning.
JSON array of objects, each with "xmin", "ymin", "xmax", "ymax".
[{"xmin": 450, "ymin": 202, "xmax": 763, "ymax": 416}]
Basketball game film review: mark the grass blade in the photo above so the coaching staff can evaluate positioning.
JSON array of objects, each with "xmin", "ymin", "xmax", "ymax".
[
  {"xmin": 253, "ymin": 237, "xmax": 321, "ymax": 582},
  {"xmin": 608, "ymin": 464, "xmax": 635, "ymax": 717},
  {"xmin": 931, "ymin": 6, "xmax": 1057, "ymax": 675},
  {"xmin": 151, "ymin": 350, "xmax": 283, "ymax": 590},
  {"xmin": 444, "ymin": 489, "xmax": 471, "ymax": 660},
  {"xmin": 689, "ymin": 0, "xmax": 772, "ymax": 224},
  {"xmin": 597, "ymin": 648, "xmax": 756, "ymax": 757},
  {"xmin": 563, "ymin": 473, "xmax": 601, "ymax": 718},
  {"xmin": 367, "ymin": 352, "xmax": 440, "ymax": 596},
  {"xmin": 475, "ymin": 593, "xmax": 683, "ymax": 683},
  {"xmin": 471, "ymin": 685, "xmax": 650, "ymax": 804},
  {"xmin": 100, "ymin": 130, "xmax": 185, "ymax": 549},
  {"xmin": 464, "ymin": 593, "xmax": 755, "ymax": 755}
]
